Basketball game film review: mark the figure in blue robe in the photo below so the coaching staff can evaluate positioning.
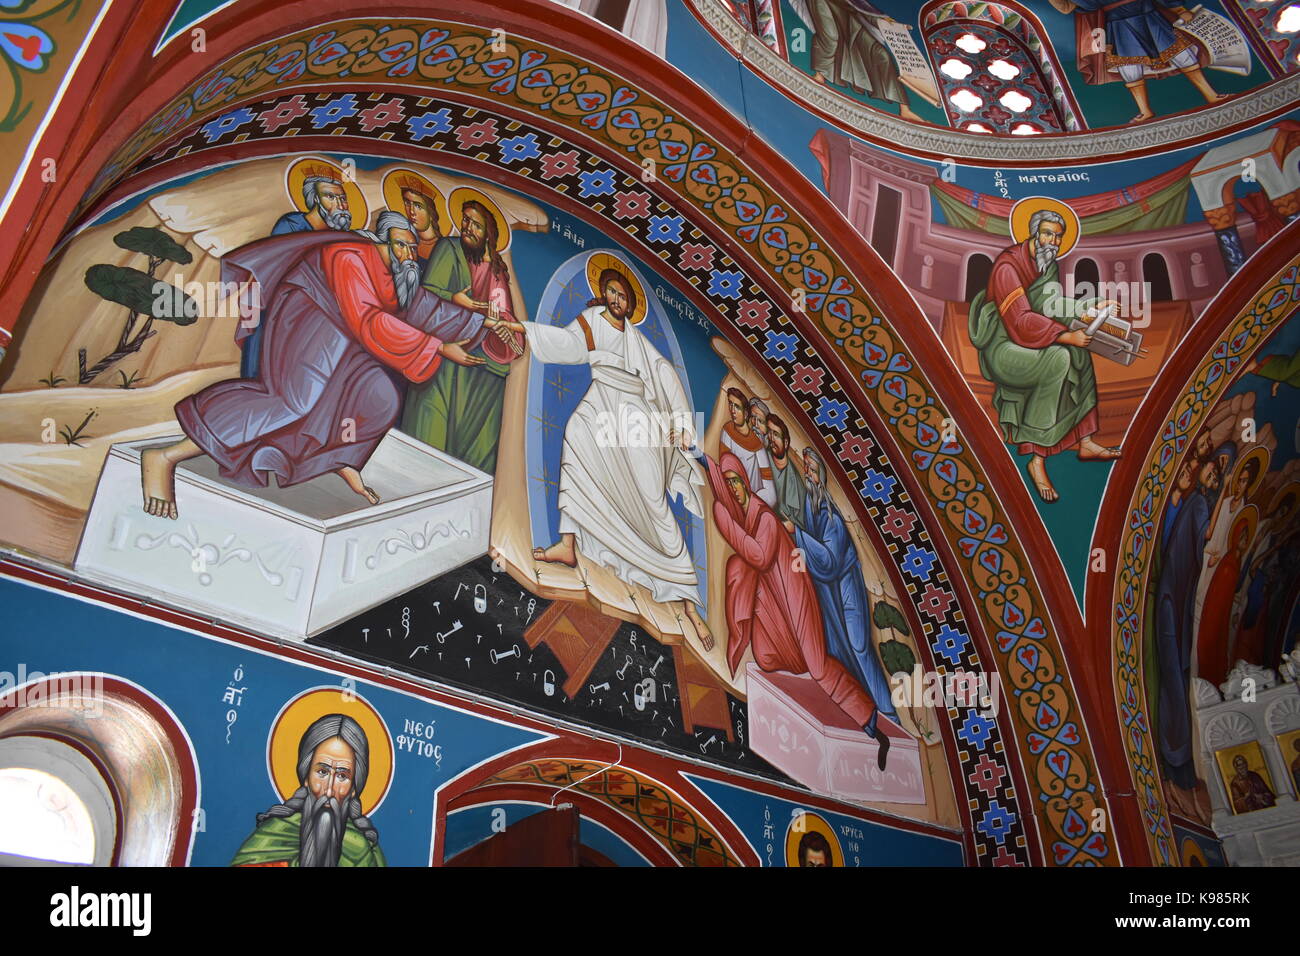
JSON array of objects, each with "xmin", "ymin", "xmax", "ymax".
[
  {"xmin": 792, "ymin": 450, "xmax": 898, "ymax": 722},
  {"xmin": 1069, "ymin": 0, "xmax": 1189, "ymax": 67},
  {"xmin": 1154, "ymin": 473, "xmax": 1212, "ymax": 790},
  {"xmin": 1062, "ymin": 0, "xmax": 1225, "ymax": 123}
]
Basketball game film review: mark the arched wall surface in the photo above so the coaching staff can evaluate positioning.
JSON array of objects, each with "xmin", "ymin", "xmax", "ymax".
[
  {"xmin": 0, "ymin": 675, "xmax": 200, "ymax": 866},
  {"xmin": 685, "ymin": 0, "xmax": 1300, "ymax": 161},
  {"xmin": 0, "ymin": 0, "xmax": 1295, "ymax": 867},
  {"xmin": 1089, "ymin": 223, "xmax": 1300, "ymax": 865},
  {"xmin": 11, "ymin": 5, "xmax": 1120, "ymax": 866}
]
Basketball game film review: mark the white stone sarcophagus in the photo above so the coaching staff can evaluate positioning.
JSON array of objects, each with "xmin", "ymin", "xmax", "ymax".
[
  {"xmin": 73, "ymin": 430, "xmax": 492, "ymax": 640},
  {"xmin": 746, "ymin": 663, "xmax": 925, "ymax": 805}
]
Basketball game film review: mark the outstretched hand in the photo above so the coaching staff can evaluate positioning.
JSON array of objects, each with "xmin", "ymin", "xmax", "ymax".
[
  {"xmin": 441, "ymin": 339, "xmax": 486, "ymax": 366},
  {"xmin": 484, "ymin": 317, "xmax": 525, "ymax": 356}
]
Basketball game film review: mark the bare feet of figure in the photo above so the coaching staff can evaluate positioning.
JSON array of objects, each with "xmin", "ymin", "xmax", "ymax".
[
  {"xmin": 338, "ymin": 466, "xmax": 380, "ymax": 506},
  {"xmin": 141, "ymin": 446, "xmax": 179, "ymax": 519},
  {"xmin": 533, "ymin": 535, "xmax": 578, "ymax": 567},
  {"xmin": 1077, "ymin": 437, "xmax": 1121, "ymax": 461},
  {"xmin": 1027, "ymin": 455, "xmax": 1058, "ymax": 503},
  {"xmin": 683, "ymin": 602, "xmax": 714, "ymax": 653},
  {"xmin": 899, "ymin": 103, "xmax": 921, "ymax": 122},
  {"xmin": 1130, "ymin": 111, "xmax": 1155, "ymax": 123}
]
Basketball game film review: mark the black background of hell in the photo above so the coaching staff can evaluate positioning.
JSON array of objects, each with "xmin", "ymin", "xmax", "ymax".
[{"xmin": 310, "ymin": 556, "xmax": 791, "ymax": 782}]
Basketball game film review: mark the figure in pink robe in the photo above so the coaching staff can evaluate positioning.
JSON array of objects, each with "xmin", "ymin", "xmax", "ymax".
[{"xmin": 705, "ymin": 452, "xmax": 891, "ymax": 767}]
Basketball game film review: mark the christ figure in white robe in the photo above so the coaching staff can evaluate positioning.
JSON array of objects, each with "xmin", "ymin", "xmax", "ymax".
[{"xmin": 528, "ymin": 268, "xmax": 714, "ymax": 650}]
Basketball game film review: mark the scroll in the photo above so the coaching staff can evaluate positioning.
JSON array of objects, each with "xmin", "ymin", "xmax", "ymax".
[
  {"xmin": 1174, "ymin": 5, "xmax": 1252, "ymax": 76},
  {"xmin": 871, "ymin": 18, "xmax": 942, "ymax": 108}
]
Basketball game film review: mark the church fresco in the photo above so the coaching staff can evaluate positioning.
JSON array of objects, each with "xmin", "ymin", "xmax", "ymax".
[
  {"xmin": 1140, "ymin": 304, "xmax": 1300, "ymax": 827},
  {"xmin": 0, "ymin": 152, "xmax": 960, "ymax": 828},
  {"xmin": 811, "ymin": 112, "xmax": 1300, "ymax": 604},
  {"xmin": 2, "ymin": 0, "xmax": 1298, "ymax": 871},
  {"xmin": 690, "ymin": 0, "xmax": 1279, "ymax": 133},
  {"xmin": 230, "ymin": 688, "xmax": 393, "ymax": 867}
]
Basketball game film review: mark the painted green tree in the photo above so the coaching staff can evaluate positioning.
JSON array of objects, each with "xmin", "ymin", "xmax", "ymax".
[
  {"xmin": 873, "ymin": 597, "xmax": 932, "ymax": 740},
  {"xmin": 873, "ymin": 598, "xmax": 913, "ymax": 674},
  {"xmin": 80, "ymin": 227, "xmax": 197, "ymax": 384}
]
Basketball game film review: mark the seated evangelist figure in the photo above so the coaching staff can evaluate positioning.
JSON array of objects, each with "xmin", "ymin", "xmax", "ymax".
[
  {"xmin": 140, "ymin": 211, "xmax": 514, "ymax": 518},
  {"xmin": 967, "ymin": 206, "xmax": 1121, "ymax": 503}
]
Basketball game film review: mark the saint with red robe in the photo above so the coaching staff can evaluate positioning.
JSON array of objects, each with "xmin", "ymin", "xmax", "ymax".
[
  {"xmin": 719, "ymin": 387, "xmax": 775, "ymax": 507},
  {"xmin": 705, "ymin": 451, "xmax": 891, "ymax": 767},
  {"xmin": 1227, "ymin": 755, "xmax": 1276, "ymax": 814},
  {"xmin": 967, "ymin": 207, "xmax": 1120, "ymax": 501},
  {"xmin": 1196, "ymin": 509, "xmax": 1255, "ymax": 687},
  {"xmin": 141, "ymin": 213, "xmax": 492, "ymax": 518}
]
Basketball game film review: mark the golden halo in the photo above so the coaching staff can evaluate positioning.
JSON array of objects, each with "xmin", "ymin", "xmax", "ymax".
[
  {"xmin": 783, "ymin": 809, "xmax": 843, "ymax": 867},
  {"xmin": 1010, "ymin": 196, "xmax": 1081, "ymax": 258},
  {"xmin": 284, "ymin": 156, "xmax": 368, "ymax": 228},
  {"xmin": 585, "ymin": 251, "xmax": 648, "ymax": 326},
  {"xmin": 1231, "ymin": 445, "xmax": 1270, "ymax": 500},
  {"xmin": 1267, "ymin": 480, "xmax": 1300, "ymax": 517},
  {"xmin": 266, "ymin": 687, "xmax": 393, "ymax": 817},
  {"xmin": 1180, "ymin": 837, "xmax": 1208, "ymax": 867},
  {"xmin": 382, "ymin": 167, "xmax": 448, "ymax": 237},
  {"xmin": 1229, "ymin": 504, "xmax": 1259, "ymax": 553},
  {"xmin": 447, "ymin": 185, "xmax": 511, "ymax": 252}
]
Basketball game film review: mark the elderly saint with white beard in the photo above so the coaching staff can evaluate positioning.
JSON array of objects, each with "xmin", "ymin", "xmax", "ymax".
[
  {"xmin": 967, "ymin": 207, "xmax": 1121, "ymax": 503},
  {"xmin": 140, "ymin": 210, "xmax": 494, "ymax": 519},
  {"xmin": 231, "ymin": 714, "xmax": 386, "ymax": 867}
]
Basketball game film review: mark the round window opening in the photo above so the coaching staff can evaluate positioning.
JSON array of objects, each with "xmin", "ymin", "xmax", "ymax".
[{"xmin": 0, "ymin": 737, "xmax": 116, "ymax": 866}]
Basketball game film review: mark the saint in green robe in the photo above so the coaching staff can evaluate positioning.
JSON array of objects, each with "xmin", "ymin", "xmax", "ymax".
[
  {"xmin": 1253, "ymin": 349, "xmax": 1300, "ymax": 389},
  {"xmin": 806, "ymin": 0, "xmax": 907, "ymax": 105},
  {"xmin": 229, "ymin": 812, "xmax": 386, "ymax": 867},
  {"xmin": 401, "ymin": 238, "xmax": 521, "ymax": 473},
  {"xmin": 968, "ymin": 243, "xmax": 1100, "ymax": 455}
]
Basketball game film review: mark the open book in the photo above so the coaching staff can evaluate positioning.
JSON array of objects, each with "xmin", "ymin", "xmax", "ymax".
[{"xmin": 1069, "ymin": 305, "xmax": 1145, "ymax": 367}]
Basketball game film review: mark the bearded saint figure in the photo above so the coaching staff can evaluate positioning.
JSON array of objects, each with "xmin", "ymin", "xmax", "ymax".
[
  {"xmin": 140, "ymin": 211, "xmax": 498, "ymax": 518},
  {"xmin": 1227, "ymin": 754, "xmax": 1276, "ymax": 815},
  {"xmin": 243, "ymin": 173, "xmax": 355, "ymax": 379},
  {"xmin": 791, "ymin": 447, "xmax": 899, "ymax": 724},
  {"xmin": 967, "ymin": 206, "xmax": 1121, "ymax": 502},
  {"xmin": 401, "ymin": 197, "xmax": 525, "ymax": 474},
  {"xmin": 231, "ymin": 713, "xmax": 385, "ymax": 867}
]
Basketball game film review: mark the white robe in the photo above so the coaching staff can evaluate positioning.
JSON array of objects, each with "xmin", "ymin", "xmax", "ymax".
[{"xmin": 525, "ymin": 306, "xmax": 705, "ymax": 606}]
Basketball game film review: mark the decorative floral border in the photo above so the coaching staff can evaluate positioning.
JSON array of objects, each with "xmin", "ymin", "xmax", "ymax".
[
  {"xmin": 1112, "ymin": 257, "xmax": 1300, "ymax": 865},
  {"xmin": 81, "ymin": 19, "xmax": 1116, "ymax": 865}
]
